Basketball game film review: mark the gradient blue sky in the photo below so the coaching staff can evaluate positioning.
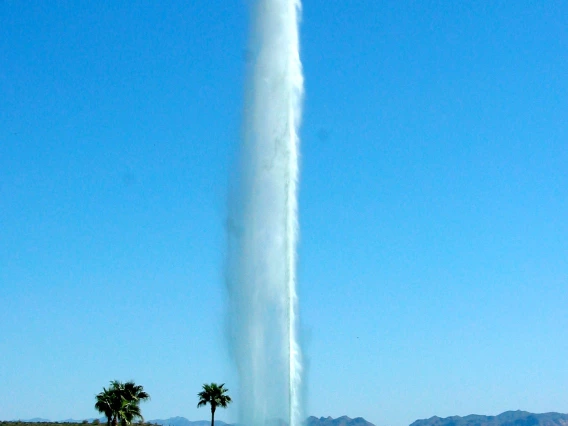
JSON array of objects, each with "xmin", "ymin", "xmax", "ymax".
[{"xmin": 1, "ymin": 1, "xmax": 567, "ymax": 426}]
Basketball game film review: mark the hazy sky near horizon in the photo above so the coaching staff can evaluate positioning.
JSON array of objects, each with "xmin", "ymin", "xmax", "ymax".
[{"xmin": 1, "ymin": 1, "xmax": 567, "ymax": 426}]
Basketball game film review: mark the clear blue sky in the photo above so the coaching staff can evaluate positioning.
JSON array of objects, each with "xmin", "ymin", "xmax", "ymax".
[{"xmin": 1, "ymin": 1, "xmax": 567, "ymax": 426}]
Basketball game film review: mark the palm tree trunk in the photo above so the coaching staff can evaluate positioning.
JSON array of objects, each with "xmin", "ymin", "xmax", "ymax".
[{"xmin": 211, "ymin": 407, "xmax": 215, "ymax": 426}]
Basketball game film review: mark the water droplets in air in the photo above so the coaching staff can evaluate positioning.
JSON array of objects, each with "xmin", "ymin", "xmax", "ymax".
[{"xmin": 226, "ymin": 1, "xmax": 304, "ymax": 426}]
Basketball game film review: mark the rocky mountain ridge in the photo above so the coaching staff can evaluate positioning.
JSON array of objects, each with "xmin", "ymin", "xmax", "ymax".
[
  {"xmin": 411, "ymin": 411, "xmax": 568, "ymax": 426},
  {"xmin": 12, "ymin": 412, "xmax": 568, "ymax": 426}
]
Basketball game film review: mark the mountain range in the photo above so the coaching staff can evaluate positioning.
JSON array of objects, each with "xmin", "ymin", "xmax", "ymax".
[
  {"xmin": 306, "ymin": 416, "xmax": 376, "ymax": 426},
  {"xmin": 411, "ymin": 411, "xmax": 568, "ymax": 426},
  {"xmin": 151, "ymin": 417, "xmax": 376, "ymax": 426},
  {"xmin": 150, "ymin": 418, "xmax": 230, "ymax": 426},
  {"xmin": 15, "ymin": 412, "xmax": 568, "ymax": 426},
  {"xmin": 13, "ymin": 417, "xmax": 372, "ymax": 426}
]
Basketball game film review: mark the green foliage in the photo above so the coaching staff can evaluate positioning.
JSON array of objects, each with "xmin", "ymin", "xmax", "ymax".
[
  {"xmin": 197, "ymin": 382, "xmax": 232, "ymax": 411},
  {"xmin": 0, "ymin": 423, "xmax": 87, "ymax": 426},
  {"xmin": 95, "ymin": 380, "xmax": 150, "ymax": 426},
  {"xmin": 197, "ymin": 383, "xmax": 232, "ymax": 426}
]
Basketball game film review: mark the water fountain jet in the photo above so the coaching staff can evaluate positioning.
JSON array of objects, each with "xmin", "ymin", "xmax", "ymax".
[{"xmin": 226, "ymin": 1, "xmax": 304, "ymax": 426}]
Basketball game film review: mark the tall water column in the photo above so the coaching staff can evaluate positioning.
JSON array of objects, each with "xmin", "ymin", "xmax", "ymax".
[{"xmin": 226, "ymin": 1, "xmax": 303, "ymax": 426}]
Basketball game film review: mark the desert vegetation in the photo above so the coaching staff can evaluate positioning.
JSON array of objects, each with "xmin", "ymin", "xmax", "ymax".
[
  {"xmin": 95, "ymin": 381, "xmax": 150, "ymax": 426},
  {"xmin": 0, "ymin": 422, "xmax": 159, "ymax": 426},
  {"xmin": 2, "ymin": 381, "xmax": 232, "ymax": 426},
  {"xmin": 197, "ymin": 383, "xmax": 232, "ymax": 426}
]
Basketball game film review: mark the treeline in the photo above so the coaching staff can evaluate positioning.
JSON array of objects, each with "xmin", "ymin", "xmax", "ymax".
[
  {"xmin": 2, "ymin": 381, "xmax": 231, "ymax": 426},
  {"xmin": 0, "ymin": 422, "xmax": 160, "ymax": 426}
]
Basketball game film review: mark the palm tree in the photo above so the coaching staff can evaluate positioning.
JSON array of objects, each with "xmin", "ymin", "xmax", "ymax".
[
  {"xmin": 107, "ymin": 381, "xmax": 127, "ymax": 426},
  {"xmin": 95, "ymin": 387, "xmax": 114, "ymax": 426},
  {"xmin": 123, "ymin": 381, "xmax": 150, "ymax": 405},
  {"xmin": 118, "ymin": 399, "xmax": 144, "ymax": 426},
  {"xmin": 197, "ymin": 383, "xmax": 232, "ymax": 426},
  {"xmin": 95, "ymin": 381, "xmax": 150, "ymax": 426}
]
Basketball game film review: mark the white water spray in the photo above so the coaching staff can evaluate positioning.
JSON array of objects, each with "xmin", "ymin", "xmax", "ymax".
[{"xmin": 226, "ymin": 1, "xmax": 303, "ymax": 426}]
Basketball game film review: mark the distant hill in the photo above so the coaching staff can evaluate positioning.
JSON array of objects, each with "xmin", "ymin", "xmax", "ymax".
[
  {"xmin": 8, "ymin": 413, "xmax": 568, "ymax": 426},
  {"xmin": 306, "ymin": 416, "xmax": 376, "ymax": 426},
  {"xmin": 149, "ymin": 419, "xmax": 230, "ymax": 426},
  {"xmin": 150, "ymin": 417, "xmax": 374, "ymax": 426},
  {"xmin": 410, "ymin": 411, "xmax": 568, "ymax": 426}
]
